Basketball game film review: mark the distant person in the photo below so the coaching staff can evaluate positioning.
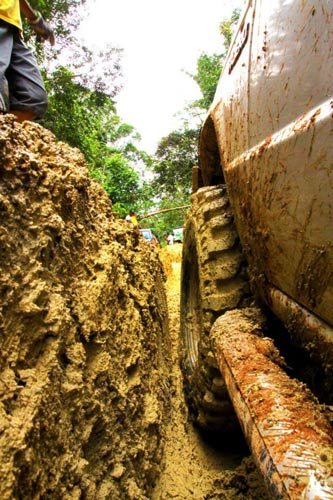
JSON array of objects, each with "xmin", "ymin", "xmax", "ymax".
[
  {"xmin": 166, "ymin": 233, "xmax": 174, "ymax": 245},
  {"xmin": 152, "ymin": 232, "xmax": 160, "ymax": 246},
  {"xmin": 0, "ymin": 0, "xmax": 55, "ymax": 122},
  {"xmin": 126, "ymin": 210, "xmax": 138, "ymax": 225}
]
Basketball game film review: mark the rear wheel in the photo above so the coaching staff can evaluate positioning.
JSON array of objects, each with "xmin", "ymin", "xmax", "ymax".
[{"xmin": 181, "ymin": 185, "xmax": 251, "ymax": 431}]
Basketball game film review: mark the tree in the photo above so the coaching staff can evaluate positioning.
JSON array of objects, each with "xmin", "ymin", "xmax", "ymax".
[
  {"xmin": 92, "ymin": 153, "xmax": 140, "ymax": 206},
  {"xmin": 41, "ymin": 66, "xmax": 140, "ymax": 167},
  {"xmin": 186, "ymin": 8, "xmax": 241, "ymax": 114},
  {"xmin": 25, "ymin": 1, "xmax": 154, "ymax": 214},
  {"xmin": 152, "ymin": 128, "xmax": 199, "ymax": 201},
  {"xmin": 24, "ymin": 0, "xmax": 86, "ymax": 55},
  {"xmin": 42, "ymin": 66, "xmax": 154, "ymax": 211},
  {"xmin": 219, "ymin": 8, "xmax": 241, "ymax": 50},
  {"xmin": 42, "ymin": 67, "xmax": 111, "ymax": 164},
  {"xmin": 145, "ymin": 8, "xmax": 242, "ymax": 233},
  {"xmin": 188, "ymin": 53, "xmax": 224, "ymax": 111}
]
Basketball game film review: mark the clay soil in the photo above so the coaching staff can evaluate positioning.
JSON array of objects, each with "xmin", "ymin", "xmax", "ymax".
[
  {"xmin": 155, "ymin": 245, "xmax": 269, "ymax": 500},
  {"xmin": 0, "ymin": 116, "xmax": 171, "ymax": 500},
  {"xmin": 0, "ymin": 116, "xmax": 269, "ymax": 499}
]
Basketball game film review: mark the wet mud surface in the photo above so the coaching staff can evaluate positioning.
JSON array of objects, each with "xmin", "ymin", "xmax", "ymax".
[
  {"xmin": 0, "ymin": 116, "xmax": 170, "ymax": 500},
  {"xmin": 0, "ymin": 116, "xmax": 269, "ymax": 499},
  {"xmin": 155, "ymin": 245, "xmax": 269, "ymax": 499}
]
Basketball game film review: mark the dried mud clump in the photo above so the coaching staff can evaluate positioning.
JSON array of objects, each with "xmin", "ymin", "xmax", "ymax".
[{"xmin": 0, "ymin": 115, "xmax": 171, "ymax": 500}]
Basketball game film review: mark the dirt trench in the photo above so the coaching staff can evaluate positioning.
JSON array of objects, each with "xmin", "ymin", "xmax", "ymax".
[
  {"xmin": 154, "ymin": 245, "xmax": 269, "ymax": 500},
  {"xmin": 0, "ymin": 116, "xmax": 268, "ymax": 499}
]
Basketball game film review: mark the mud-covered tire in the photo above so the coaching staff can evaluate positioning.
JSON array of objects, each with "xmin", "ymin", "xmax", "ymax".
[{"xmin": 180, "ymin": 185, "xmax": 251, "ymax": 432}]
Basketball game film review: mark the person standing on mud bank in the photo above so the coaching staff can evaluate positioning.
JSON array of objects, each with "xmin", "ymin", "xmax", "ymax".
[
  {"xmin": 166, "ymin": 233, "xmax": 174, "ymax": 245},
  {"xmin": 125, "ymin": 210, "xmax": 139, "ymax": 225},
  {"xmin": 0, "ymin": 0, "xmax": 54, "ymax": 122}
]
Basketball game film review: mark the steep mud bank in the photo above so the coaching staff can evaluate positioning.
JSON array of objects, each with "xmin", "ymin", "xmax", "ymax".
[{"xmin": 0, "ymin": 116, "xmax": 171, "ymax": 500}]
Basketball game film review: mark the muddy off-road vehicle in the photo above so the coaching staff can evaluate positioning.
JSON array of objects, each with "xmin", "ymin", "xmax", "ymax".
[{"xmin": 181, "ymin": 1, "xmax": 333, "ymax": 498}]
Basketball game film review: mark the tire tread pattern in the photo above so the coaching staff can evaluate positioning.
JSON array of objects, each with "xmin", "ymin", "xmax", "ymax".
[{"xmin": 181, "ymin": 185, "xmax": 251, "ymax": 431}]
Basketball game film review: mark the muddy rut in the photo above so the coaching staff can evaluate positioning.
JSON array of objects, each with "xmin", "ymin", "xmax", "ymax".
[{"xmin": 155, "ymin": 245, "xmax": 269, "ymax": 500}]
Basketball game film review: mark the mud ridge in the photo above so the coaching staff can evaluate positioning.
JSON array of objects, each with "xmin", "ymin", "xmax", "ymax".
[{"xmin": 0, "ymin": 115, "xmax": 171, "ymax": 500}]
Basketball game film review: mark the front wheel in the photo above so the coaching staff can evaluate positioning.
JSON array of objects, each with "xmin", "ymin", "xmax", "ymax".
[{"xmin": 180, "ymin": 185, "xmax": 251, "ymax": 431}]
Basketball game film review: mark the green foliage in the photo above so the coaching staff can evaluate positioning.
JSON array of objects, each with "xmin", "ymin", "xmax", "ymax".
[
  {"xmin": 219, "ymin": 8, "xmax": 241, "ymax": 50},
  {"xmin": 27, "ymin": 0, "xmax": 83, "ymax": 31},
  {"xmin": 91, "ymin": 153, "xmax": 140, "ymax": 204},
  {"xmin": 112, "ymin": 178, "xmax": 155, "ymax": 220},
  {"xmin": 139, "ymin": 202, "xmax": 189, "ymax": 245},
  {"xmin": 41, "ymin": 66, "xmax": 110, "ymax": 164},
  {"xmin": 187, "ymin": 8, "xmax": 241, "ymax": 113},
  {"xmin": 21, "ymin": 1, "xmax": 241, "ymax": 225},
  {"xmin": 23, "ymin": 0, "xmax": 85, "ymax": 66},
  {"xmin": 189, "ymin": 53, "xmax": 223, "ymax": 111},
  {"xmin": 144, "ymin": 128, "xmax": 198, "ymax": 240},
  {"xmin": 41, "ymin": 65, "xmax": 153, "ymax": 208},
  {"xmin": 145, "ymin": 8, "xmax": 242, "ymax": 236},
  {"xmin": 152, "ymin": 129, "xmax": 199, "ymax": 200},
  {"xmin": 26, "ymin": 1, "xmax": 153, "ymax": 213}
]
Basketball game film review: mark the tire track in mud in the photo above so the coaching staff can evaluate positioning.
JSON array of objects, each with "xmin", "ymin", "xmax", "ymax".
[{"xmin": 153, "ymin": 245, "xmax": 269, "ymax": 500}]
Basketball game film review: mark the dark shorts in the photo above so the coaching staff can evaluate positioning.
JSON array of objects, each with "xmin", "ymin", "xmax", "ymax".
[{"xmin": 0, "ymin": 19, "xmax": 48, "ymax": 119}]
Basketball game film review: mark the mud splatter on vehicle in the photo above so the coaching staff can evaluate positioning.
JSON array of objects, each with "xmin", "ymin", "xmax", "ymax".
[{"xmin": 180, "ymin": 1, "xmax": 333, "ymax": 497}]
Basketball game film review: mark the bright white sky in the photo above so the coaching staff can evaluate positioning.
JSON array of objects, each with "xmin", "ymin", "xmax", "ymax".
[{"xmin": 80, "ymin": 0, "xmax": 244, "ymax": 153}]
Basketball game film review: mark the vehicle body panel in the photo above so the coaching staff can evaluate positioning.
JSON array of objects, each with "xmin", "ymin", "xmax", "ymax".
[
  {"xmin": 172, "ymin": 227, "xmax": 184, "ymax": 242},
  {"xmin": 139, "ymin": 228, "xmax": 158, "ymax": 244},
  {"xmin": 200, "ymin": 0, "xmax": 333, "ymax": 327}
]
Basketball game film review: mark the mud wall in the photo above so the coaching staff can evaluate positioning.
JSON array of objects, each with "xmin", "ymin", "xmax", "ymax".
[{"xmin": 0, "ymin": 116, "xmax": 171, "ymax": 500}]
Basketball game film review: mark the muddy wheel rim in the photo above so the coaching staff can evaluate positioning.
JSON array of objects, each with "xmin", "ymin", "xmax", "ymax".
[{"xmin": 182, "ymin": 232, "xmax": 200, "ymax": 373}]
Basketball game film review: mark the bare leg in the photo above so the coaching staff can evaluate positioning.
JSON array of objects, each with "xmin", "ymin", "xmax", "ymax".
[{"xmin": 11, "ymin": 109, "xmax": 36, "ymax": 122}]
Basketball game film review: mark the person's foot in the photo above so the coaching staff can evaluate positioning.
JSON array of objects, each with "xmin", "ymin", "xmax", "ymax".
[{"xmin": 11, "ymin": 110, "xmax": 36, "ymax": 122}]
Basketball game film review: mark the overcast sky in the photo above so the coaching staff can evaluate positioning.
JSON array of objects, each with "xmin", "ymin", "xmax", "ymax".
[{"xmin": 80, "ymin": 0, "xmax": 244, "ymax": 153}]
